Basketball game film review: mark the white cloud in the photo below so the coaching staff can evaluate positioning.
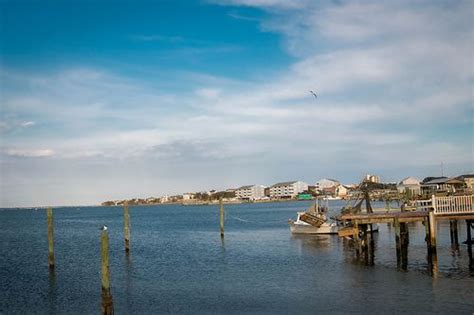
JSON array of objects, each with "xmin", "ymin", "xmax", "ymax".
[{"xmin": 5, "ymin": 148, "xmax": 55, "ymax": 158}]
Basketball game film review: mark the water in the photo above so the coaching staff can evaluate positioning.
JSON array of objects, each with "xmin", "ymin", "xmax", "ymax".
[{"xmin": 1, "ymin": 201, "xmax": 473, "ymax": 314}]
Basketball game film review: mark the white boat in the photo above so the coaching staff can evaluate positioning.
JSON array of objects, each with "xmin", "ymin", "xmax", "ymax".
[
  {"xmin": 288, "ymin": 199, "xmax": 378, "ymax": 235},
  {"xmin": 289, "ymin": 211, "xmax": 340, "ymax": 234}
]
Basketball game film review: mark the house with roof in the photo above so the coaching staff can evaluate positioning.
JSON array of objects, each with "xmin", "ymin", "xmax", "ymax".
[
  {"xmin": 420, "ymin": 177, "xmax": 464, "ymax": 195},
  {"xmin": 235, "ymin": 185, "xmax": 266, "ymax": 200},
  {"xmin": 269, "ymin": 181, "xmax": 308, "ymax": 199},
  {"xmin": 397, "ymin": 177, "xmax": 421, "ymax": 195},
  {"xmin": 456, "ymin": 174, "xmax": 474, "ymax": 190}
]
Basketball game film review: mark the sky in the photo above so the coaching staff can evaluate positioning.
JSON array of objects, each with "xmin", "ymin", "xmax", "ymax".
[{"xmin": 0, "ymin": 0, "xmax": 473, "ymax": 207}]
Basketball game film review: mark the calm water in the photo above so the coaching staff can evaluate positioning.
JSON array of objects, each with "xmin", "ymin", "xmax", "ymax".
[{"xmin": 1, "ymin": 201, "xmax": 473, "ymax": 314}]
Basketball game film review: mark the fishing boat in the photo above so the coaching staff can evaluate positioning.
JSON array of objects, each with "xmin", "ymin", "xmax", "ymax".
[
  {"xmin": 288, "ymin": 199, "xmax": 341, "ymax": 234},
  {"xmin": 288, "ymin": 198, "xmax": 378, "ymax": 234}
]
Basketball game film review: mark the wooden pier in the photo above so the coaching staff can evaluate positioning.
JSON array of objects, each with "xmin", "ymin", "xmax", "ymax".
[{"xmin": 339, "ymin": 195, "xmax": 474, "ymax": 272}]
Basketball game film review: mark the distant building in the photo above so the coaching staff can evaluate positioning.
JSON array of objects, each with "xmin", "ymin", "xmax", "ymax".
[
  {"xmin": 235, "ymin": 185, "xmax": 266, "ymax": 200},
  {"xmin": 314, "ymin": 179, "xmax": 340, "ymax": 191},
  {"xmin": 182, "ymin": 193, "xmax": 195, "ymax": 200},
  {"xmin": 456, "ymin": 174, "xmax": 474, "ymax": 190},
  {"xmin": 365, "ymin": 174, "xmax": 380, "ymax": 183},
  {"xmin": 335, "ymin": 184, "xmax": 349, "ymax": 198},
  {"xmin": 397, "ymin": 177, "xmax": 421, "ymax": 195},
  {"xmin": 420, "ymin": 177, "xmax": 464, "ymax": 194},
  {"xmin": 270, "ymin": 181, "xmax": 308, "ymax": 199}
]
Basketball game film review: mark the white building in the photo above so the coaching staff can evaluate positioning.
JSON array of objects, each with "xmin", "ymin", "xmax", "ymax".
[
  {"xmin": 269, "ymin": 181, "xmax": 308, "ymax": 198},
  {"xmin": 365, "ymin": 174, "xmax": 380, "ymax": 183},
  {"xmin": 397, "ymin": 177, "xmax": 421, "ymax": 195},
  {"xmin": 335, "ymin": 184, "xmax": 349, "ymax": 198},
  {"xmin": 182, "ymin": 193, "xmax": 195, "ymax": 200},
  {"xmin": 235, "ymin": 185, "xmax": 266, "ymax": 200},
  {"xmin": 314, "ymin": 178, "xmax": 340, "ymax": 191}
]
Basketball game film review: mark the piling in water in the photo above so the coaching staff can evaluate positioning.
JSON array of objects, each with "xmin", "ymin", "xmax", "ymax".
[
  {"xmin": 124, "ymin": 204, "xmax": 130, "ymax": 254},
  {"xmin": 47, "ymin": 208, "xmax": 55, "ymax": 271},
  {"xmin": 449, "ymin": 220, "xmax": 458, "ymax": 249},
  {"xmin": 101, "ymin": 229, "xmax": 114, "ymax": 315},
  {"xmin": 467, "ymin": 220, "xmax": 473, "ymax": 271},
  {"xmin": 220, "ymin": 197, "xmax": 225, "ymax": 238},
  {"xmin": 428, "ymin": 210, "xmax": 437, "ymax": 254}
]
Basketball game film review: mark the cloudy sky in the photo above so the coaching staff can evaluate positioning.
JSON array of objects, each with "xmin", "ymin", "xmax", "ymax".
[{"xmin": 1, "ymin": 0, "xmax": 472, "ymax": 207}]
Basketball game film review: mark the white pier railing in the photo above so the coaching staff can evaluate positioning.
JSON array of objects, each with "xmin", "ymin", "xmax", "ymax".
[{"xmin": 416, "ymin": 195, "xmax": 474, "ymax": 215}]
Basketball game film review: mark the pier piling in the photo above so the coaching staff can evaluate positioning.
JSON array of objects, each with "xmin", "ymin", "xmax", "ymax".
[
  {"xmin": 449, "ymin": 220, "xmax": 458, "ymax": 249},
  {"xmin": 428, "ymin": 210, "xmax": 437, "ymax": 254},
  {"xmin": 220, "ymin": 197, "xmax": 225, "ymax": 238},
  {"xmin": 101, "ymin": 229, "xmax": 114, "ymax": 315},
  {"xmin": 47, "ymin": 208, "xmax": 55, "ymax": 271},
  {"xmin": 124, "ymin": 203, "xmax": 130, "ymax": 254},
  {"xmin": 394, "ymin": 218, "xmax": 401, "ymax": 266},
  {"xmin": 467, "ymin": 220, "xmax": 473, "ymax": 271}
]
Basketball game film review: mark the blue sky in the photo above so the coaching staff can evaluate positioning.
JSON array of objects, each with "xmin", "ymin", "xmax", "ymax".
[{"xmin": 1, "ymin": 0, "xmax": 473, "ymax": 207}]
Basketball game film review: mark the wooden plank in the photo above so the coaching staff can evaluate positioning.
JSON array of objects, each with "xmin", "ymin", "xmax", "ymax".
[
  {"xmin": 299, "ymin": 212, "xmax": 326, "ymax": 227},
  {"xmin": 338, "ymin": 226, "xmax": 357, "ymax": 237}
]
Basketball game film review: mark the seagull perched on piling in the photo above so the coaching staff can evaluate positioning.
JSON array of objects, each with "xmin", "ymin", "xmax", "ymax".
[
  {"xmin": 309, "ymin": 90, "xmax": 317, "ymax": 98},
  {"xmin": 100, "ymin": 225, "xmax": 108, "ymax": 231}
]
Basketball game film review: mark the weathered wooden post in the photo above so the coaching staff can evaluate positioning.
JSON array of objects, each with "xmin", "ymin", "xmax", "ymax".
[
  {"xmin": 449, "ymin": 220, "xmax": 458, "ymax": 249},
  {"xmin": 47, "ymin": 208, "xmax": 55, "ymax": 271},
  {"xmin": 101, "ymin": 228, "xmax": 114, "ymax": 315},
  {"xmin": 220, "ymin": 197, "xmax": 225, "ymax": 238},
  {"xmin": 124, "ymin": 203, "xmax": 130, "ymax": 254},
  {"xmin": 394, "ymin": 217, "xmax": 401, "ymax": 266},
  {"xmin": 400, "ymin": 222, "xmax": 409, "ymax": 270},
  {"xmin": 353, "ymin": 221, "xmax": 361, "ymax": 258},
  {"xmin": 360, "ymin": 224, "xmax": 368, "ymax": 263},
  {"xmin": 467, "ymin": 220, "xmax": 473, "ymax": 271},
  {"xmin": 428, "ymin": 210, "xmax": 437, "ymax": 254}
]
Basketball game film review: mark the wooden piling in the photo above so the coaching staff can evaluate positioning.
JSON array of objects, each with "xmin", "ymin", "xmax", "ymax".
[
  {"xmin": 400, "ymin": 222, "xmax": 409, "ymax": 270},
  {"xmin": 124, "ymin": 203, "xmax": 130, "ymax": 254},
  {"xmin": 467, "ymin": 220, "xmax": 473, "ymax": 271},
  {"xmin": 428, "ymin": 210, "xmax": 437, "ymax": 254},
  {"xmin": 101, "ymin": 229, "xmax": 114, "ymax": 315},
  {"xmin": 353, "ymin": 221, "xmax": 361, "ymax": 257},
  {"xmin": 394, "ymin": 218, "xmax": 401, "ymax": 265},
  {"xmin": 47, "ymin": 208, "xmax": 55, "ymax": 271},
  {"xmin": 220, "ymin": 197, "xmax": 225, "ymax": 238},
  {"xmin": 449, "ymin": 220, "xmax": 458, "ymax": 248}
]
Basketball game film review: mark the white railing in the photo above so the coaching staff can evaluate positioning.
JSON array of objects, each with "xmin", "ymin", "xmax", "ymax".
[
  {"xmin": 416, "ymin": 195, "xmax": 474, "ymax": 215},
  {"xmin": 416, "ymin": 199, "xmax": 433, "ymax": 212}
]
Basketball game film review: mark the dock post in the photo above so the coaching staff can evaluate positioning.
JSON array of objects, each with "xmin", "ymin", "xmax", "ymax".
[
  {"xmin": 220, "ymin": 197, "xmax": 225, "ymax": 238},
  {"xmin": 428, "ymin": 210, "xmax": 437, "ymax": 254},
  {"xmin": 449, "ymin": 220, "xmax": 458, "ymax": 249},
  {"xmin": 467, "ymin": 220, "xmax": 473, "ymax": 271},
  {"xmin": 400, "ymin": 222, "xmax": 409, "ymax": 270},
  {"xmin": 47, "ymin": 208, "xmax": 55, "ymax": 271},
  {"xmin": 360, "ymin": 224, "xmax": 369, "ymax": 263},
  {"xmin": 353, "ymin": 221, "xmax": 361, "ymax": 258},
  {"xmin": 124, "ymin": 203, "xmax": 130, "ymax": 254},
  {"xmin": 101, "ymin": 229, "xmax": 114, "ymax": 315},
  {"xmin": 394, "ymin": 218, "xmax": 401, "ymax": 266}
]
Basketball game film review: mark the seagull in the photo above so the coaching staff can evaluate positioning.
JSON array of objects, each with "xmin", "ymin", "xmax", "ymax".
[
  {"xmin": 100, "ymin": 225, "xmax": 108, "ymax": 231},
  {"xmin": 309, "ymin": 90, "xmax": 317, "ymax": 98}
]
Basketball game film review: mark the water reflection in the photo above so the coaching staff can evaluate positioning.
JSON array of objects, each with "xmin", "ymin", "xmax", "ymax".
[
  {"xmin": 48, "ymin": 270, "xmax": 57, "ymax": 315},
  {"xmin": 291, "ymin": 234, "xmax": 333, "ymax": 254}
]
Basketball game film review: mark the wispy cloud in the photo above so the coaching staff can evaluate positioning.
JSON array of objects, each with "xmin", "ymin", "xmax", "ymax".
[{"xmin": 5, "ymin": 148, "xmax": 54, "ymax": 158}]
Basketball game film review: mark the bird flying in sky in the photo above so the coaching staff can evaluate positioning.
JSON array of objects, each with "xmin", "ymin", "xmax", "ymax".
[{"xmin": 309, "ymin": 90, "xmax": 317, "ymax": 98}]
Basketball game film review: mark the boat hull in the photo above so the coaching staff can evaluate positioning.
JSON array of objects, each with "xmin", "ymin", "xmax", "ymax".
[
  {"xmin": 289, "ymin": 221, "xmax": 339, "ymax": 234},
  {"xmin": 289, "ymin": 221, "xmax": 379, "ymax": 235}
]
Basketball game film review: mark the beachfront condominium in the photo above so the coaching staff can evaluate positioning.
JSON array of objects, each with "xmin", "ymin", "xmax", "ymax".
[
  {"xmin": 235, "ymin": 185, "xmax": 266, "ymax": 200},
  {"xmin": 269, "ymin": 181, "xmax": 309, "ymax": 199}
]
